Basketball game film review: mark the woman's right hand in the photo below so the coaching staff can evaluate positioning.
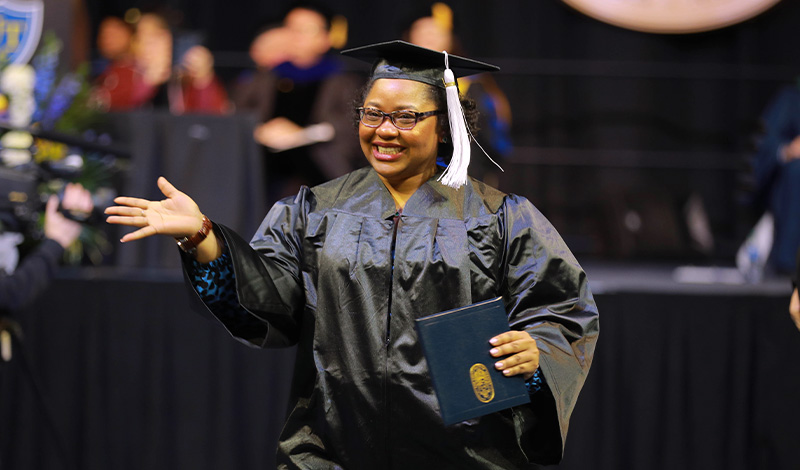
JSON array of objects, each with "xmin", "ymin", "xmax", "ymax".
[{"xmin": 105, "ymin": 176, "xmax": 205, "ymax": 242}]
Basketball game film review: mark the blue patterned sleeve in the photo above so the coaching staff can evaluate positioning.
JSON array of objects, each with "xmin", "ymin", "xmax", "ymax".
[
  {"xmin": 525, "ymin": 368, "xmax": 546, "ymax": 397},
  {"xmin": 186, "ymin": 252, "xmax": 267, "ymax": 335},
  {"xmin": 188, "ymin": 252, "xmax": 237, "ymax": 303}
]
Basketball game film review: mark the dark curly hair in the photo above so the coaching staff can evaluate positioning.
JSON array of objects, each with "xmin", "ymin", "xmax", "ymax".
[{"xmin": 353, "ymin": 78, "xmax": 479, "ymax": 161}]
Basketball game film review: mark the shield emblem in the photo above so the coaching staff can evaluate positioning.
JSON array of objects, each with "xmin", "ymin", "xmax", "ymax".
[{"xmin": 0, "ymin": 0, "xmax": 43, "ymax": 65}]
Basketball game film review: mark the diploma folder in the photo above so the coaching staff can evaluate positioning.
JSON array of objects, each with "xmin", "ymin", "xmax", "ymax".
[{"xmin": 415, "ymin": 297, "xmax": 530, "ymax": 425}]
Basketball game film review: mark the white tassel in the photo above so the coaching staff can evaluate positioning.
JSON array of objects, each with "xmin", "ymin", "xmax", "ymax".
[{"xmin": 438, "ymin": 51, "xmax": 471, "ymax": 189}]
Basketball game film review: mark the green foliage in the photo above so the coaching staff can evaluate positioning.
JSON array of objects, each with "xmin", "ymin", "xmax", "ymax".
[{"xmin": 53, "ymin": 63, "xmax": 102, "ymax": 135}]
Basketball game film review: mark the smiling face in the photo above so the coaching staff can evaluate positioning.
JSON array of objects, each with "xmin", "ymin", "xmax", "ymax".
[{"xmin": 359, "ymin": 79, "xmax": 442, "ymax": 190}]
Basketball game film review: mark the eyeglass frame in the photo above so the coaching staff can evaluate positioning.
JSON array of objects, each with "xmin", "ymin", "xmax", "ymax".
[{"xmin": 357, "ymin": 107, "xmax": 442, "ymax": 130}]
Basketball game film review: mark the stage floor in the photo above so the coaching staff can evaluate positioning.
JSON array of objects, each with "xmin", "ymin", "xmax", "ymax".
[
  {"xmin": 67, "ymin": 259, "xmax": 795, "ymax": 296},
  {"xmin": 581, "ymin": 260, "xmax": 792, "ymax": 296}
]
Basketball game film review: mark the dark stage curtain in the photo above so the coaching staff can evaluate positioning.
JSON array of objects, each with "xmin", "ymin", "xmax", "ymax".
[
  {"xmin": 553, "ymin": 291, "xmax": 800, "ymax": 470},
  {"xmin": 0, "ymin": 272, "xmax": 295, "ymax": 470},
  {"xmin": 1, "ymin": 272, "xmax": 798, "ymax": 470},
  {"xmin": 101, "ymin": 111, "xmax": 268, "ymax": 270}
]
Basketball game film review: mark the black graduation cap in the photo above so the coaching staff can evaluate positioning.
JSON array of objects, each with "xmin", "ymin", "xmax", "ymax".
[{"xmin": 340, "ymin": 40, "xmax": 499, "ymax": 89}]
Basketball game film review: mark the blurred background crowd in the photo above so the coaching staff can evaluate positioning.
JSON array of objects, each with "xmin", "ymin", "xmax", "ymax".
[
  {"xmin": 2, "ymin": 0, "xmax": 799, "ymax": 278},
  {"xmin": 7, "ymin": 0, "xmax": 798, "ymax": 279}
]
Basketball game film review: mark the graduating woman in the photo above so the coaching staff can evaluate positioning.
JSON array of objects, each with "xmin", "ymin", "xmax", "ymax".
[{"xmin": 106, "ymin": 41, "xmax": 599, "ymax": 469}]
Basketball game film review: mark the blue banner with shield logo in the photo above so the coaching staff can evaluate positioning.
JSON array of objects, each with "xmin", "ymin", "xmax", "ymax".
[{"xmin": 0, "ymin": 0, "xmax": 43, "ymax": 65}]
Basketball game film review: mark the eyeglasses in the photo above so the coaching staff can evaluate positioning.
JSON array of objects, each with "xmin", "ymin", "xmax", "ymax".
[{"xmin": 357, "ymin": 107, "xmax": 441, "ymax": 130}]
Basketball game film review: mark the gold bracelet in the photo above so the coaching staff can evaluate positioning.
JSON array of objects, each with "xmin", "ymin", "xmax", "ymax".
[{"xmin": 176, "ymin": 215, "xmax": 212, "ymax": 256}]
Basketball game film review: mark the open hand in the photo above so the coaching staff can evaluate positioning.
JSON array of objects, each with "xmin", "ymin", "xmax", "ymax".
[{"xmin": 104, "ymin": 176, "xmax": 204, "ymax": 242}]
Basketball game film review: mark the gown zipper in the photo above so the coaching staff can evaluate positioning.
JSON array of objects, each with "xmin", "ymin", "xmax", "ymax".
[
  {"xmin": 384, "ymin": 208, "xmax": 401, "ymax": 469},
  {"xmin": 387, "ymin": 209, "xmax": 401, "ymax": 343}
]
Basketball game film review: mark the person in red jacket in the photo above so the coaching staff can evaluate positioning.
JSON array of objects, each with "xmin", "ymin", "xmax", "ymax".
[{"xmin": 92, "ymin": 12, "xmax": 229, "ymax": 114}]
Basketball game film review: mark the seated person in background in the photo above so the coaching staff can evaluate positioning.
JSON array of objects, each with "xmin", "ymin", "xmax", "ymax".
[
  {"xmin": 0, "ymin": 183, "xmax": 93, "ymax": 312},
  {"xmin": 91, "ymin": 15, "xmax": 141, "ymax": 110},
  {"xmin": 92, "ymin": 15, "xmax": 135, "ymax": 78},
  {"xmin": 232, "ymin": 2, "xmax": 363, "ymax": 202},
  {"xmin": 753, "ymin": 84, "xmax": 800, "ymax": 274},
  {"xmin": 92, "ymin": 11, "xmax": 229, "ymax": 114}
]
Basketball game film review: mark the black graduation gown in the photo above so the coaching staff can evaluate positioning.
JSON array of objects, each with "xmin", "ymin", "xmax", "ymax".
[{"xmin": 194, "ymin": 166, "xmax": 599, "ymax": 469}]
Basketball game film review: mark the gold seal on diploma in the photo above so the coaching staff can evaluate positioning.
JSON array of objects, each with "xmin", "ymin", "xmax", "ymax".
[
  {"xmin": 560, "ymin": 0, "xmax": 781, "ymax": 34},
  {"xmin": 470, "ymin": 363, "xmax": 495, "ymax": 403}
]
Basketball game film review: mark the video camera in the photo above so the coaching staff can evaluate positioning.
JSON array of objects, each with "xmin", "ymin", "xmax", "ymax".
[
  {"xmin": 0, "ymin": 160, "xmax": 109, "ymax": 238},
  {"xmin": 0, "ymin": 165, "xmax": 43, "ymax": 235},
  {"xmin": 0, "ymin": 124, "xmax": 128, "ymax": 238}
]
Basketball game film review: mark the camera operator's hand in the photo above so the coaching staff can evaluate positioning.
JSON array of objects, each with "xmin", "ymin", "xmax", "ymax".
[
  {"xmin": 105, "ymin": 177, "xmax": 222, "ymax": 263},
  {"xmin": 44, "ymin": 183, "xmax": 93, "ymax": 249}
]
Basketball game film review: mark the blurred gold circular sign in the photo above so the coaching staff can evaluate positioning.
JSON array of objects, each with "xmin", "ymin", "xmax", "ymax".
[{"xmin": 561, "ymin": 0, "xmax": 781, "ymax": 34}]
